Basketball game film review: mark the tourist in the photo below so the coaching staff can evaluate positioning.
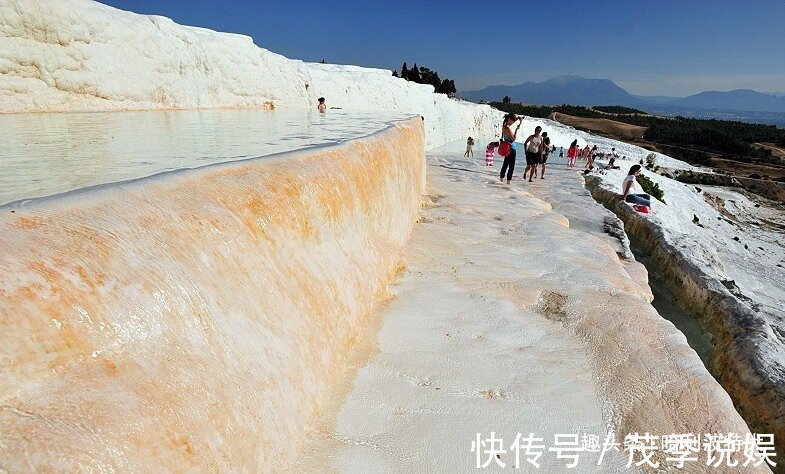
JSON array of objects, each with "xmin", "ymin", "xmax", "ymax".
[
  {"xmin": 464, "ymin": 137, "xmax": 475, "ymax": 157},
  {"xmin": 581, "ymin": 144, "xmax": 591, "ymax": 162},
  {"xmin": 559, "ymin": 146, "xmax": 564, "ymax": 158},
  {"xmin": 499, "ymin": 114, "xmax": 522, "ymax": 184},
  {"xmin": 485, "ymin": 141, "xmax": 498, "ymax": 166},
  {"xmin": 523, "ymin": 126, "xmax": 543, "ymax": 182},
  {"xmin": 567, "ymin": 140, "xmax": 578, "ymax": 169},
  {"xmin": 606, "ymin": 155, "xmax": 620, "ymax": 170},
  {"xmin": 586, "ymin": 145, "xmax": 598, "ymax": 169},
  {"xmin": 540, "ymin": 135, "xmax": 552, "ymax": 179},
  {"xmin": 317, "ymin": 97, "xmax": 327, "ymax": 112},
  {"xmin": 621, "ymin": 165, "xmax": 652, "ymax": 207}
]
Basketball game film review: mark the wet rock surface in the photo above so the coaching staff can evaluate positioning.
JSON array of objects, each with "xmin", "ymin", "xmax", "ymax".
[
  {"xmin": 297, "ymin": 149, "xmax": 763, "ymax": 472},
  {"xmin": 585, "ymin": 174, "xmax": 785, "ymax": 467}
]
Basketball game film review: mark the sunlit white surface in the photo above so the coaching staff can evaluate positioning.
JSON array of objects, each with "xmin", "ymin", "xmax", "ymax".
[{"xmin": 0, "ymin": 0, "xmax": 504, "ymax": 150}]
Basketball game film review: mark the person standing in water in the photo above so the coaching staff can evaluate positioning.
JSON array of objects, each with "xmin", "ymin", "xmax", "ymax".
[
  {"xmin": 317, "ymin": 97, "xmax": 327, "ymax": 113},
  {"xmin": 523, "ymin": 126, "xmax": 543, "ymax": 182},
  {"xmin": 540, "ymin": 135, "xmax": 552, "ymax": 179},
  {"xmin": 567, "ymin": 139, "xmax": 578, "ymax": 169},
  {"xmin": 465, "ymin": 137, "xmax": 475, "ymax": 157},
  {"xmin": 621, "ymin": 164, "xmax": 652, "ymax": 207},
  {"xmin": 499, "ymin": 114, "xmax": 522, "ymax": 184}
]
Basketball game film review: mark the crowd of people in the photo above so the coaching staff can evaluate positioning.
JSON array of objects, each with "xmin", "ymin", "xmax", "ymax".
[
  {"xmin": 564, "ymin": 141, "xmax": 603, "ymax": 170},
  {"xmin": 475, "ymin": 113, "xmax": 651, "ymax": 211},
  {"xmin": 485, "ymin": 114, "xmax": 584, "ymax": 185},
  {"xmin": 486, "ymin": 114, "xmax": 561, "ymax": 185},
  {"xmin": 315, "ymin": 100, "xmax": 651, "ymax": 212}
]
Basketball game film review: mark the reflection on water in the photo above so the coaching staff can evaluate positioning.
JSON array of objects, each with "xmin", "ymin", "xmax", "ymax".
[{"xmin": 0, "ymin": 108, "xmax": 412, "ymax": 204}]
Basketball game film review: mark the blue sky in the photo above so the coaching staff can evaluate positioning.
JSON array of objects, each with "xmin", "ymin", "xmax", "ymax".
[{"xmin": 99, "ymin": 0, "xmax": 785, "ymax": 97}]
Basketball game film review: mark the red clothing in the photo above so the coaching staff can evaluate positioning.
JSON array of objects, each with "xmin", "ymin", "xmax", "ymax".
[{"xmin": 567, "ymin": 145, "xmax": 578, "ymax": 158}]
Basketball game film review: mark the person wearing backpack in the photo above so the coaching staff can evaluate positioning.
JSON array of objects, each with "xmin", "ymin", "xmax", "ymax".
[
  {"xmin": 499, "ymin": 114, "xmax": 522, "ymax": 184},
  {"xmin": 522, "ymin": 126, "xmax": 543, "ymax": 182}
]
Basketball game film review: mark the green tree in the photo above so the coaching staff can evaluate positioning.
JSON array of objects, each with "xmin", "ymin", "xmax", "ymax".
[
  {"xmin": 503, "ymin": 96, "xmax": 511, "ymax": 104},
  {"xmin": 418, "ymin": 66, "xmax": 441, "ymax": 91},
  {"xmin": 438, "ymin": 79, "xmax": 456, "ymax": 96},
  {"xmin": 408, "ymin": 63, "xmax": 421, "ymax": 82},
  {"xmin": 393, "ymin": 61, "xmax": 457, "ymax": 95},
  {"xmin": 593, "ymin": 105, "xmax": 648, "ymax": 115},
  {"xmin": 636, "ymin": 174, "xmax": 666, "ymax": 203}
]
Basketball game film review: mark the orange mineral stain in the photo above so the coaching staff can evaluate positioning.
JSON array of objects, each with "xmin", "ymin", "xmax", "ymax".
[{"xmin": 0, "ymin": 119, "xmax": 426, "ymax": 471}]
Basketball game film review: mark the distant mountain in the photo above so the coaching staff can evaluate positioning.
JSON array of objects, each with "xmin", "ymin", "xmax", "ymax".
[
  {"xmin": 635, "ymin": 95, "xmax": 679, "ymax": 104},
  {"xmin": 664, "ymin": 89, "xmax": 785, "ymax": 113},
  {"xmin": 460, "ymin": 76, "xmax": 639, "ymax": 106},
  {"xmin": 643, "ymin": 106, "xmax": 785, "ymax": 127},
  {"xmin": 460, "ymin": 76, "xmax": 785, "ymax": 114}
]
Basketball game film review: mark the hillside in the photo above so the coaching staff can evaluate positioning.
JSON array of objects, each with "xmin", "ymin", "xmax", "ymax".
[
  {"xmin": 551, "ymin": 112, "xmax": 646, "ymax": 142},
  {"xmin": 461, "ymin": 75, "xmax": 638, "ymax": 106},
  {"xmin": 2, "ymin": 1, "xmax": 782, "ymax": 470},
  {"xmin": 668, "ymin": 89, "xmax": 785, "ymax": 113},
  {"xmin": 550, "ymin": 111, "xmax": 785, "ymax": 199},
  {"xmin": 461, "ymin": 76, "xmax": 785, "ymax": 117}
]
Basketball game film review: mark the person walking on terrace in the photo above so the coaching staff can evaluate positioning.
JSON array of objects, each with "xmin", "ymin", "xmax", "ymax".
[
  {"xmin": 540, "ymin": 135, "xmax": 552, "ymax": 179},
  {"xmin": 485, "ymin": 141, "xmax": 498, "ymax": 166},
  {"xmin": 523, "ymin": 126, "xmax": 543, "ymax": 182},
  {"xmin": 499, "ymin": 114, "xmax": 522, "ymax": 184},
  {"xmin": 586, "ymin": 145, "xmax": 598, "ymax": 169},
  {"xmin": 567, "ymin": 140, "xmax": 578, "ymax": 169}
]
